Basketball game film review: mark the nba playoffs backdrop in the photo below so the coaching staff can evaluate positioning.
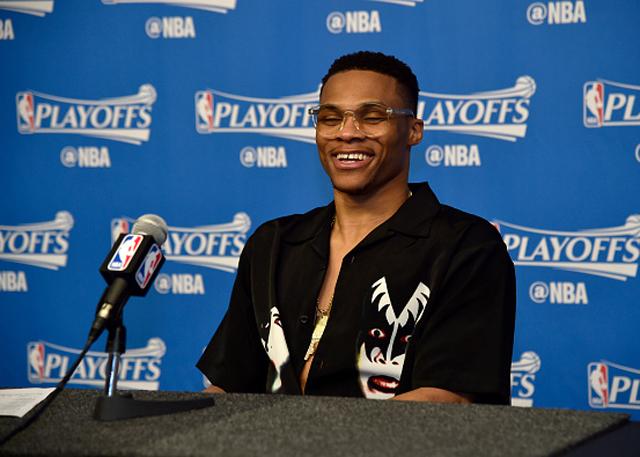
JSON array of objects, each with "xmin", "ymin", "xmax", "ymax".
[{"xmin": 1, "ymin": 0, "xmax": 639, "ymax": 418}]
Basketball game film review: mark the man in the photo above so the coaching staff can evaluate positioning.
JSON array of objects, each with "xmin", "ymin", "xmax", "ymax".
[{"xmin": 198, "ymin": 51, "xmax": 515, "ymax": 404}]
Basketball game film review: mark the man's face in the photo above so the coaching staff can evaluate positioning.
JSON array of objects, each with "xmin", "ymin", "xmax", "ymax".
[{"xmin": 316, "ymin": 70, "xmax": 423, "ymax": 196}]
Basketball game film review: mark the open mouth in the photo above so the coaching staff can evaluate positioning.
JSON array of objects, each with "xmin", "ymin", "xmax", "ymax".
[
  {"xmin": 368, "ymin": 375, "xmax": 399, "ymax": 394},
  {"xmin": 331, "ymin": 151, "xmax": 375, "ymax": 169},
  {"xmin": 336, "ymin": 152, "xmax": 370, "ymax": 161}
]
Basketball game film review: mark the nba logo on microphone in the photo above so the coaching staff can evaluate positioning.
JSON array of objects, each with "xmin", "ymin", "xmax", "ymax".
[
  {"xmin": 16, "ymin": 92, "xmax": 35, "ymax": 133},
  {"xmin": 135, "ymin": 244, "xmax": 162, "ymax": 289},
  {"xmin": 583, "ymin": 82, "xmax": 604, "ymax": 127},
  {"xmin": 108, "ymin": 234, "xmax": 143, "ymax": 271},
  {"xmin": 195, "ymin": 90, "xmax": 214, "ymax": 133}
]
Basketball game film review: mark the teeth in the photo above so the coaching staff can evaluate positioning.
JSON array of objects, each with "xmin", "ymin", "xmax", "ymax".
[{"xmin": 337, "ymin": 153, "xmax": 367, "ymax": 161}]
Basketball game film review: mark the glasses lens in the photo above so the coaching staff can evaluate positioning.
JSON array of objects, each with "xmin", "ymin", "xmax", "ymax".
[
  {"xmin": 355, "ymin": 105, "xmax": 389, "ymax": 132},
  {"xmin": 314, "ymin": 107, "xmax": 343, "ymax": 129},
  {"xmin": 312, "ymin": 104, "xmax": 394, "ymax": 136}
]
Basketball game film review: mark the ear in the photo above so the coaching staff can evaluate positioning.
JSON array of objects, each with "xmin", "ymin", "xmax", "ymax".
[{"xmin": 407, "ymin": 118, "xmax": 424, "ymax": 146}]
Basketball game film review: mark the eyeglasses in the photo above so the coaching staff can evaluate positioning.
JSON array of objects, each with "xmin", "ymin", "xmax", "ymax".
[{"xmin": 308, "ymin": 103, "xmax": 415, "ymax": 137}]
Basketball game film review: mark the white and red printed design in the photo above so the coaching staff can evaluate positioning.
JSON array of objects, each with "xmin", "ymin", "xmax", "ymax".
[
  {"xmin": 584, "ymin": 82, "xmax": 604, "ymax": 127},
  {"xmin": 108, "ymin": 234, "xmax": 143, "ymax": 271},
  {"xmin": 27, "ymin": 338, "xmax": 166, "ymax": 390},
  {"xmin": 111, "ymin": 219, "xmax": 130, "ymax": 245},
  {"xmin": 357, "ymin": 277, "xmax": 430, "ymax": 399},
  {"xmin": 195, "ymin": 91, "xmax": 214, "ymax": 132},
  {"xmin": 28, "ymin": 342, "xmax": 45, "ymax": 381},
  {"xmin": 15, "ymin": 85, "xmax": 156, "ymax": 145},
  {"xmin": 135, "ymin": 244, "xmax": 162, "ymax": 289},
  {"xmin": 589, "ymin": 362, "xmax": 609, "ymax": 406},
  {"xmin": 16, "ymin": 92, "xmax": 35, "ymax": 132},
  {"xmin": 588, "ymin": 360, "xmax": 640, "ymax": 410},
  {"xmin": 583, "ymin": 79, "xmax": 640, "ymax": 128},
  {"xmin": 193, "ymin": 88, "xmax": 319, "ymax": 143}
]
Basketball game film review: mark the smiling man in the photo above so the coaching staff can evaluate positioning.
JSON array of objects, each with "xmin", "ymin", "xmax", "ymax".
[{"xmin": 198, "ymin": 51, "xmax": 516, "ymax": 404}]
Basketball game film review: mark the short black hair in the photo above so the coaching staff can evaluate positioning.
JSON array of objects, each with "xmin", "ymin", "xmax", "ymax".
[{"xmin": 320, "ymin": 51, "xmax": 420, "ymax": 113}]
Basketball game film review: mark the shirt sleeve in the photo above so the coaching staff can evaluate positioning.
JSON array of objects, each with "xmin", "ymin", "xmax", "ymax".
[
  {"xmin": 196, "ymin": 236, "xmax": 269, "ymax": 393},
  {"xmin": 408, "ymin": 222, "xmax": 516, "ymax": 404}
]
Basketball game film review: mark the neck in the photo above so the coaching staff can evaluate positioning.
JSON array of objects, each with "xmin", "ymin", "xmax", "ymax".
[{"xmin": 332, "ymin": 180, "xmax": 411, "ymax": 246}]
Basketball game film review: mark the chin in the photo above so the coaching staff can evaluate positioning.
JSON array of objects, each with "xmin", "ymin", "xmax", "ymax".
[
  {"xmin": 329, "ymin": 174, "xmax": 377, "ymax": 196},
  {"xmin": 333, "ymin": 183, "xmax": 370, "ymax": 196},
  {"xmin": 330, "ymin": 168, "xmax": 408, "ymax": 198}
]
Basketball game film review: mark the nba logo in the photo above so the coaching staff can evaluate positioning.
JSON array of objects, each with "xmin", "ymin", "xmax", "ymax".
[
  {"xmin": 27, "ymin": 342, "xmax": 45, "ymax": 383},
  {"xmin": 195, "ymin": 90, "xmax": 215, "ymax": 133},
  {"xmin": 111, "ymin": 218, "xmax": 130, "ymax": 244},
  {"xmin": 588, "ymin": 362, "xmax": 609, "ymax": 407},
  {"xmin": 583, "ymin": 82, "xmax": 604, "ymax": 127},
  {"xmin": 16, "ymin": 92, "xmax": 35, "ymax": 133},
  {"xmin": 108, "ymin": 234, "xmax": 143, "ymax": 271},
  {"xmin": 135, "ymin": 244, "xmax": 162, "ymax": 289}
]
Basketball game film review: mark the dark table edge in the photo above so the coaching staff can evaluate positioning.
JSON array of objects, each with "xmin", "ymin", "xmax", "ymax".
[{"xmin": 559, "ymin": 420, "xmax": 640, "ymax": 457}]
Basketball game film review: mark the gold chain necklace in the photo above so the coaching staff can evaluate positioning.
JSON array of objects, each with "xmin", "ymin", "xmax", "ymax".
[
  {"xmin": 303, "ymin": 296, "xmax": 333, "ymax": 361},
  {"xmin": 304, "ymin": 189, "xmax": 412, "ymax": 362}
]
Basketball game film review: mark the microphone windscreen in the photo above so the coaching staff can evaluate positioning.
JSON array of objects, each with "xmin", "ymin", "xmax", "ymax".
[{"xmin": 132, "ymin": 214, "xmax": 168, "ymax": 245}]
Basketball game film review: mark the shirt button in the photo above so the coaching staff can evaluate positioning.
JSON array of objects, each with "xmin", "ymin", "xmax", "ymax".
[
  {"xmin": 299, "ymin": 315, "xmax": 309, "ymax": 324},
  {"xmin": 350, "ymin": 256, "xmax": 355, "ymax": 264}
]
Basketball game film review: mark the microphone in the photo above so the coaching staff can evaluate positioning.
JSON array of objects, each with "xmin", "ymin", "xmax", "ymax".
[{"xmin": 89, "ymin": 214, "xmax": 168, "ymax": 342}]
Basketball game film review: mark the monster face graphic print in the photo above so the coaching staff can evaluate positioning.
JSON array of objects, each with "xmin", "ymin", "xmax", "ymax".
[
  {"xmin": 357, "ymin": 277, "xmax": 430, "ymax": 399},
  {"xmin": 261, "ymin": 306, "xmax": 290, "ymax": 392}
]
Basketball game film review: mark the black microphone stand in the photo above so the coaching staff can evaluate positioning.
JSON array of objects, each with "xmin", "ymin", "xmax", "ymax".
[{"xmin": 94, "ymin": 313, "xmax": 215, "ymax": 421}]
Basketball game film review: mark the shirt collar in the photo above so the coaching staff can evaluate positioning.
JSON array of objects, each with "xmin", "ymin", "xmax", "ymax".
[
  {"xmin": 280, "ymin": 202, "xmax": 334, "ymax": 244},
  {"xmin": 280, "ymin": 182, "xmax": 440, "ymax": 244},
  {"xmin": 387, "ymin": 182, "xmax": 440, "ymax": 238}
]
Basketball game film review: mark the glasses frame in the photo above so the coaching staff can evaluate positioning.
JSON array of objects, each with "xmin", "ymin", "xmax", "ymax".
[{"xmin": 308, "ymin": 103, "xmax": 415, "ymax": 137}]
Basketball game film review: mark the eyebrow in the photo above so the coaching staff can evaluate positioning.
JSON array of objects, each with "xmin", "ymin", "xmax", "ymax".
[{"xmin": 316, "ymin": 101, "xmax": 388, "ymax": 110}]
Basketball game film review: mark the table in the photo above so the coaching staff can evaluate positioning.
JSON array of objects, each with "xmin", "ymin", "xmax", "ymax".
[{"xmin": 0, "ymin": 389, "xmax": 636, "ymax": 456}]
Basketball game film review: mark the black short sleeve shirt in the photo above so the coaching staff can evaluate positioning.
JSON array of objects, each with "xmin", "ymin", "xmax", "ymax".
[{"xmin": 197, "ymin": 182, "xmax": 516, "ymax": 404}]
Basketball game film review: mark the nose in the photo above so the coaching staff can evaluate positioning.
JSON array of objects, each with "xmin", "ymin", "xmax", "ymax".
[{"xmin": 337, "ymin": 111, "xmax": 365, "ymax": 139}]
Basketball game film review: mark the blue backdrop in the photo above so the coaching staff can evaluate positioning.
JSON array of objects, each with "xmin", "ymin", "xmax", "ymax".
[{"xmin": 1, "ymin": 0, "xmax": 639, "ymax": 418}]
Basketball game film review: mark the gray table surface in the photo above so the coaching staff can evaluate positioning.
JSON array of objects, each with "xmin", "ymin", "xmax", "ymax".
[{"xmin": 0, "ymin": 389, "xmax": 630, "ymax": 457}]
